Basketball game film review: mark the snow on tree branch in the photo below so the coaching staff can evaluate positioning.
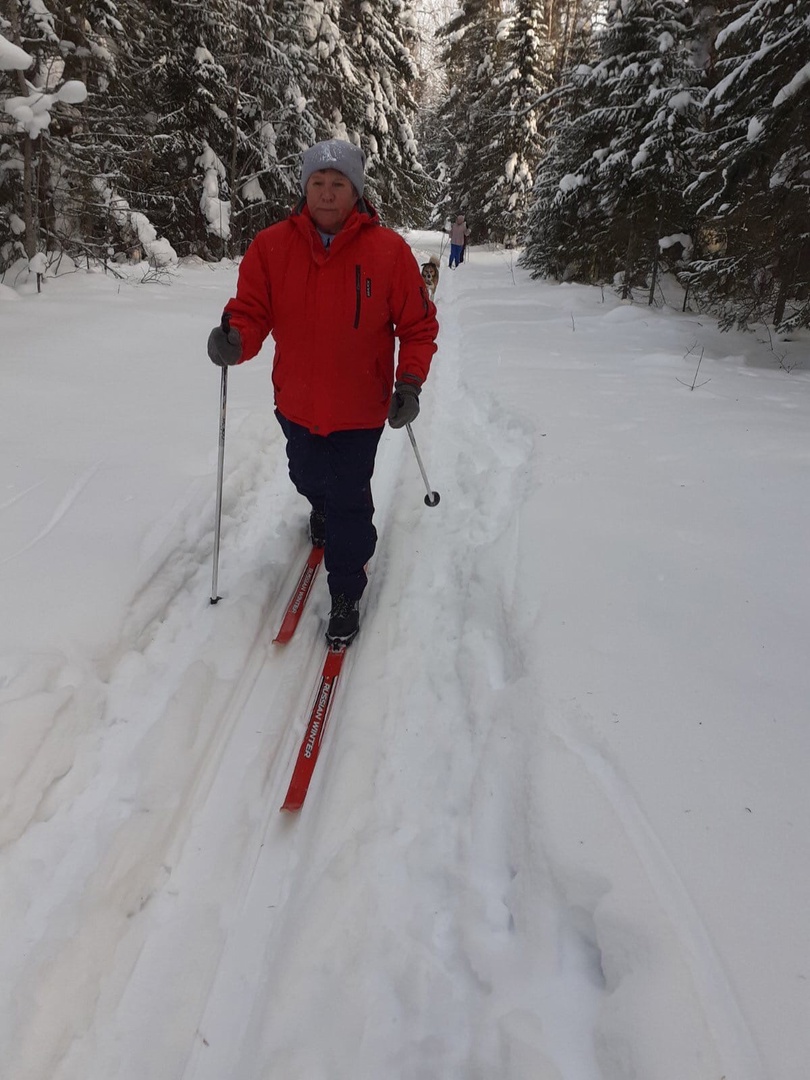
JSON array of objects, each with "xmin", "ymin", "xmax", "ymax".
[
  {"xmin": 3, "ymin": 80, "xmax": 87, "ymax": 139},
  {"xmin": 197, "ymin": 142, "xmax": 231, "ymax": 241},
  {"xmin": 0, "ymin": 33, "xmax": 33, "ymax": 71}
]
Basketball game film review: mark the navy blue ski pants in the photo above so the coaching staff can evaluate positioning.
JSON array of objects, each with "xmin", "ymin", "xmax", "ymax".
[{"xmin": 276, "ymin": 410, "xmax": 383, "ymax": 601}]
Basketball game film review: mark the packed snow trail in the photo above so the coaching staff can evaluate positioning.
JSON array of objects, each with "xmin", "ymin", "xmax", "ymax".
[{"xmin": 2, "ymin": 240, "xmax": 808, "ymax": 1079}]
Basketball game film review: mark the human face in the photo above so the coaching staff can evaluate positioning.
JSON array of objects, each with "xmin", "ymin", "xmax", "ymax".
[{"xmin": 305, "ymin": 169, "xmax": 358, "ymax": 234}]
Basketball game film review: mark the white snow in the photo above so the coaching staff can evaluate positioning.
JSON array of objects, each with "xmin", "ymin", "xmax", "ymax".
[
  {"xmin": 715, "ymin": 0, "xmax": 771, "ymax": 49},
  {"xmin": 240, "ymin": 177, "xmax": 265, "ymax": 204},
  {"xmin": 1, "ymin": 236, "xmax": 809, "ymax": 1080},
  {"xmin": 773, "ymin": 60, "xmax": 810, "ymax": 108},
  {"xmin": 559, "ymin": 172, "xmax": 584, "ymax": 192},
  {"xmin": 748, "ymin": 114, "xmax": 766, "ymax": 142},
  {"xmin": 197, "ymin": 143, "xmax": 231, "ymax": 241},
  {"xmin": 93, "ymin": 177, "xmax": 178, "ymax": 266},
  {"xmin": 707, "ymin": 37, "xmax": 780, "ymax": 106},
  {"xmin": 667, "ymin": 89, "xmax": 695, "ymax": 113},
  {"xmin": 28, "ymin": 251, "xmax": 48, "ymax": 274},
  {"xmin": 659, "ymin": 232, "xmax": 692, "ymax": 253},
  {"xmin": 0, "ymin": 33, "xmax": 33, "ymax": 71},
  {"xmin": 3, "ymin": 79, "xmax": 87, "ymax": 139},
  {"xmin": 55, "ymin": 78, "xmax": 87, "ymax": 104}
]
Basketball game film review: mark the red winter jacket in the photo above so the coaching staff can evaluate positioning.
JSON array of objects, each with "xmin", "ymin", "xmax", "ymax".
[{"xmin": 223, "ymin": 202, "xmax": 439, "ymax": 435}]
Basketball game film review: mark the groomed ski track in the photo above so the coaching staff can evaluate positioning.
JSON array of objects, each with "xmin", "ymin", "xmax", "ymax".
[{"xmin": 4, "ymin": 237, "xmax": 797, "ymax": 1080}]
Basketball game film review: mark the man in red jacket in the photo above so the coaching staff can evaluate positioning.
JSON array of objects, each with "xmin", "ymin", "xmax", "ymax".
[{"xmin": 208, "ymin": 139, "xmax": 439, "ymax": 646}]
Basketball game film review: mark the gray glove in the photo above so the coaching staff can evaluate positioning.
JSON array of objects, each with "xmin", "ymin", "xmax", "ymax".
[
  {"xmin": 208, "ymin": 314, "xmax": 242, "ymax": 366},
  {"xmin": 388, "ymin": 379, "xmax": 421, "ymax": 428}
]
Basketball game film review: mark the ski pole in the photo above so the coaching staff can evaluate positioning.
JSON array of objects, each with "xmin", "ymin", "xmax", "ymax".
[
  {"xmin": 210, "ymin": 365, "xmax": 228, "ymax": 603},
  {"xmin": 406, "ymin": 422, "xmax": 440, "ymax": 507}
]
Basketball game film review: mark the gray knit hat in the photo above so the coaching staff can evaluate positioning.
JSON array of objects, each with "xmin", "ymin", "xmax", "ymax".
[{"xmin": 301, "ymin": 139, "xmax": 366, "ymax": 197}]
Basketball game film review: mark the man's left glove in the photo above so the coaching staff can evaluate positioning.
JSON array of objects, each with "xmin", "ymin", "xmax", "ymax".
[
  {"xmin": 388, "ymin": 379, "xmax": 421, "ymax": 428},
  {"xmin": 208, "ymin": 314, "xmax": 242, "ymax": 367}
]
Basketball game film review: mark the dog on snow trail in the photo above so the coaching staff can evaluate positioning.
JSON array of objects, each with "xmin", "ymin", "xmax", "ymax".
[{"xmin": 420, "ymin": 255, "xmax": 440, "ymax": 301}]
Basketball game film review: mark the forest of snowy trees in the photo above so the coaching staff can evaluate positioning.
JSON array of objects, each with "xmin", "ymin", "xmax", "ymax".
[
  {"xmin": 2, "ymin": 0, "xmax": 808, "ymax": 332},
  {"xmin": 0, "ymin": 0, "xmax": 427, "ymax": 266}
]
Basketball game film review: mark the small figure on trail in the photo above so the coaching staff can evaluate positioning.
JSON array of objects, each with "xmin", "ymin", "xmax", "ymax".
[
  {"xmin": 207, "ymin": 139, "xmax": 439, "ymax": 646},
  {"xmin": 447, "ymin": 214, "xmax": 470, "ymax": 269}
]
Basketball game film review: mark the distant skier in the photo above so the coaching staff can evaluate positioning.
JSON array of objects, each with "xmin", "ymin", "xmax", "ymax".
[
  {"xmin": 447, "ymin": 214, "xmax": 470, "ymax": 269},
  {"xmin": 207, "ymin": 139, "xmax": 439, "ymax": 646}
]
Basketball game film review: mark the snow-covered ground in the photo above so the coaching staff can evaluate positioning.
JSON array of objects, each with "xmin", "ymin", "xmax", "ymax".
[{"xmin": 1, "ymin": 235, "xmax": 808, "ymax": 1080}]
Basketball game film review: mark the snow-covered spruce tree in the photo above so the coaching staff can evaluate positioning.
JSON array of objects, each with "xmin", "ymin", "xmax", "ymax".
[
  {"xmin": 433, "ymin": 0, "xmax": 601, "ymax": 241},
  {"xmin": 594, "ymin": 0, "xmax": 702, "ymax": 298},
  {"xmin": 293, "ymin": 1, "xmax": 429, "ymax": 227},
  {"xmin": 265, "ymin": 0, "xmax": 324, "ymax": 216},
  {"xmin": 411, "ymin": 83, "xmax": 448, "ymax": 219},
  {"xmin": 0, "ymin": 0, "xmax": 179, "ymax": 271},
  {"xmin": 684, "ymin": 0, "xmax": 810, "ymax": 332},
  {"xmin": 294, "ymin": 0, "xmax": 361, "ymax": 147},
  {"xmin": 338, "ymin": 0, "xmax": 429, "ymax": 226},
  {"xmin": 140, "ymin": 0, "xmax": 228, "ymax": 256},
  {"xmin": 0, "ymin": 0, "xmax": 82, "ymax": 271},
  {"xmin": 211, "ymin": 0, "xmax": 317, "ymax": 249},
  {"xmin": 123, "ymin": 0, "xmax": 305, "ymax": 258},
  {"xmin": 476, "ymin": 0, "xmax": 555, "ymax": 245},
  {"xmin": 522, "ymin": 0, "xmax": 701, "ymax": 297},
  {"xmin": 1, "ymin": 12, "xmax": 37, "ymax": 269},
  {"xmin": 427, "ymin": 6, "xmax": 467, "ymax": 228},
  {"xmin": 43, "ymin": 0, "xmax": 145, "ymax": 266},
  {"xmin": 1, "ymin": 1, "xmax": 148, "ymax": 274},
  {"xmin": 409, "ymin": 0, "xmax": 454, "ymax": 225},
  {"xmin": 132, "ymin": 0, "xmax": 255, "ymax": 257},
  {"xmin": 434, "ymin": 0, "xmax": 504, "ymax": 236},
  {"xmin": 520, "ymin": 29, "xmax": 602, "ymax": 280}
]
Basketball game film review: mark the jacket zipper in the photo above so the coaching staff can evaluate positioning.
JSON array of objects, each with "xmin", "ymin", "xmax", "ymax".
[{"xmin": 354, "ymin": 265, "xmax": 361, "ymax": 329}]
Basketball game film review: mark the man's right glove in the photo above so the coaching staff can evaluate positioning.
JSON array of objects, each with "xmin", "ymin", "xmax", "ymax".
[
  {"xmin": 207, "ymin": 314, "xmax": 242, "ymax": 367},
  {"xmin": 388, "ymin": 379, "xmax": 421, "ymax": 428}
]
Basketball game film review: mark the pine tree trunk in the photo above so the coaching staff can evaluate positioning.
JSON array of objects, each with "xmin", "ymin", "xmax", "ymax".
[
  {"xmin": 648, "ymin": 232, "xmax": 659, "ymax": 306},
  {"xmin": 560, "ymin": 0, "xmax": 584, "ymax": 76},
  {"xmin": 773, "ymin": 246, "xmax": 802, "ymax": 326},
  {"xmin": 623, "ymin": 231, "xmax": 636, "ymax": 300},
  {"xmin": 8, "ymin": 4, "xmax": 37, "ymax": 261},
  {"xmin": 773, "ymin": 278, "xmax": 787, "ymax": 327},
  {"xmin": 229, "ymin": 90, "xmax": 241, "ymax": 258},
  {"xmin": 228, "ymin": 37, "xmax": 244, "ymax": 258},
  {"xmin": 21, "ymin": 136, "xmax": 36, "ymax": 260}
]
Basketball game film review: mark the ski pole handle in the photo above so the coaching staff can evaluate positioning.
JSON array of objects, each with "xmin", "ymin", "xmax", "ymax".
[
  {"xmin": 406, "ymin": 422, "xmax": 440, "ymax": 507},
  {"xmin": 210, "ymin": 365, "xmax": 228, "ymax": 603}
]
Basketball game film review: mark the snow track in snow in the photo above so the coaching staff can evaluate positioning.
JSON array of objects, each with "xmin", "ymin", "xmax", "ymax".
[
  {"xmin": 1, "ymin": 406, "xmax": 312, "ymax": 1079},
  {"xmin": 545, "ymin": 717, "xmax": 765, "ymax": 1080},
  {"xmin": 0, "ymin": 461, "xmax": 102, "ymax": 566},
  {"xmin": 3, "ymin": 242, "xmax": 806, "ymax": 1079}
]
